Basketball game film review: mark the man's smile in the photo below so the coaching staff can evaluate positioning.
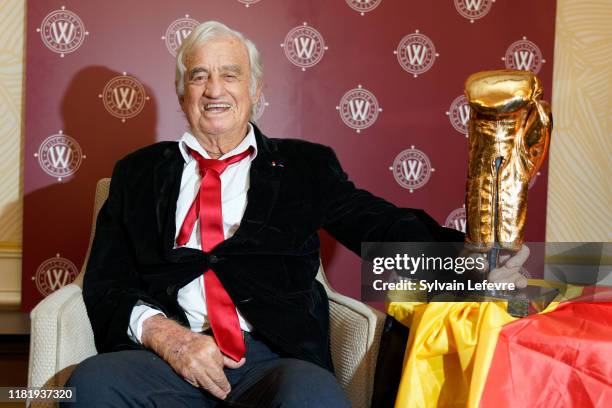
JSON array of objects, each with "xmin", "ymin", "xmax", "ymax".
[{"xmin": 202, "ymin": 102, "xmax": 233, "ymax": 114}]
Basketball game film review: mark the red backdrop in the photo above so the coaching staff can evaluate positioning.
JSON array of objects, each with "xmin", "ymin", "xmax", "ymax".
[{"xmin": 21, "ymin": 0, "xmax": 557, "ymax": 311}]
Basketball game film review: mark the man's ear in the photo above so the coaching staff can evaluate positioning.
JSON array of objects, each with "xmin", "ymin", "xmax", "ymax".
[{"xmin": 176, "ymin": 81, "xmax": 185, "ymax": 107}]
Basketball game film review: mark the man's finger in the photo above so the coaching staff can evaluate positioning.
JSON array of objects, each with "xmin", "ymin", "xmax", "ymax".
[
  {"xmin": 207, "ymin": 366, "xmax": 231, "ymax": 393},
  {"xmin": 196, "ymin": 373, "xmax": 230, "ymax": 400},
  {"xmin": 489, "ymin": 267, "xmax": 527, "ymax": 288},
  {"xmin": 514, "ymin": 274, "xmax": 528, "ymax": 288},
  {"xmin": 498, "ymin": 254, "xmax": 511, "ymax": 265},
  {"xmin": 185, "ymin": 376, "xmax": 199, "ymax": 388},
  {"xmin": 223, "ymin": 356, "xmax": 246, "ymax": 369},
  {"xmin": 505, "ymin": 245, "xmax": 530, "ymax": 268},
  {"xmin": 489, "ymin": 266, "xmax": 519, "ymax": 282},
  {"xmin": 508, "ymin": 270, "xmax": 527, "ymax": 289}
]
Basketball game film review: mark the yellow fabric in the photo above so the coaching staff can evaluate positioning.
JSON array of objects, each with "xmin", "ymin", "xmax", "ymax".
[{"xmin": 387, "ymin": 280, "xmax": 584, "ymax": 408}]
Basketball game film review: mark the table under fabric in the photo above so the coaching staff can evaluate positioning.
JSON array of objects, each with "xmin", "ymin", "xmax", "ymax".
[{"xmin": 386, "ymin": 281, "xmax": 612, "ymax": 408}]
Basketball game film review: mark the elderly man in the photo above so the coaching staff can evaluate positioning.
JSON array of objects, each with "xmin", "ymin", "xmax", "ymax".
[{"xmin": 64, "ymin": 21, "xmax": 527, "ymax": 407}]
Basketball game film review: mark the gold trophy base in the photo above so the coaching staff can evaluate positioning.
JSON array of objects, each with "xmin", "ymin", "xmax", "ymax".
[{"xmin": 474, "ymin": 286, "xmax": 559, "ymax": 317}]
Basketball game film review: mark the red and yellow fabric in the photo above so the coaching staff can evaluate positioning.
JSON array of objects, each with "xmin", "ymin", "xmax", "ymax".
[{"xmin": 387, "ymin": 281, "xmax": 612, "ymax": 407}]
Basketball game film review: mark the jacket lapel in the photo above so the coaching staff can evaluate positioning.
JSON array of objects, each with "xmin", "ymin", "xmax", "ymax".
[
  {"xmin": 152, "ymin": 143, "xmax": 184, "ymax": 254},
  {"xmin": 218, "ymin": 125, "xmax": 283, "ymax": 250}
]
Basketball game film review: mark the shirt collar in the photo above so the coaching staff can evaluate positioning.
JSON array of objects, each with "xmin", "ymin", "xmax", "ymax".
[{"xmin": 178, "ymin": 123, "xmax": 258, "ymax": 163}]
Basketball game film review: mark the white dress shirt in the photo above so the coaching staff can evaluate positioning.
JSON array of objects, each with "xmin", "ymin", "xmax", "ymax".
[{"xmin": 127, "ymin": 124, "xmax": 257, "ymax": 343}]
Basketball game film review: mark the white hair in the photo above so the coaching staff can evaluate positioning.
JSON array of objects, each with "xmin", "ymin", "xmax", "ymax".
[{"xmin": 175, "ymin": 21, "xmax": 263, "ymax": 120}]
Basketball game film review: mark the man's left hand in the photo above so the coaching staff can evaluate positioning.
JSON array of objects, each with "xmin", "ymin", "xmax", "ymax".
[{"xmin": 487, "ymin": 245, "xmax": 530, "ymax": 289}]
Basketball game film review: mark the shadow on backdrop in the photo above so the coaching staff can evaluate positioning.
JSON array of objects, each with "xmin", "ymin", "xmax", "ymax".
[{"xmin": 21, "ymin": 65, "xmax": 157, "ymax": 311}]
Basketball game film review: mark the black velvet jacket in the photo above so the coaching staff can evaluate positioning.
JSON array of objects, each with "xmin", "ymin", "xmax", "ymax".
[{"xmin": 83, "ymin": 125, "xmax": 463, "ymax": 371}]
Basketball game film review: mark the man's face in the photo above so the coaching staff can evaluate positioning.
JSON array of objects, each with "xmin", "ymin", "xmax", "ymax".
[{"xmin": 180, "ymin": 36, "xmax": 260, "ymax": 142}]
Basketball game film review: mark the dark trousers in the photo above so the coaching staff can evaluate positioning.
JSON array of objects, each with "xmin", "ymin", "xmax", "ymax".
[{"xmin": 62, "ymin": 332, "xmax": 350, "ymax": 407}]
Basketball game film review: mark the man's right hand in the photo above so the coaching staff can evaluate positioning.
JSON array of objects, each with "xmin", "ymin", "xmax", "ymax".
[{"xmin": 140, "ymin": 314, "xmax": 245, "ymax": 400}]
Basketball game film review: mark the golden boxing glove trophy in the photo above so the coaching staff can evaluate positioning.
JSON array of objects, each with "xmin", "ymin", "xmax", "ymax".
[{"xmin": 464, "ymin": 69, "xmax": 556, "ymax": 316}]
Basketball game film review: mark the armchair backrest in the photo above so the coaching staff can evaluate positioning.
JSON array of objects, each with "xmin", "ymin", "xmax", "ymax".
[{"xmin": 74, "ymin": 178, "xmax": 110, "ymax": 287}]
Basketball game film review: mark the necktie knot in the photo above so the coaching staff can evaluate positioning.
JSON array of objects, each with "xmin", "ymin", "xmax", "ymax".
[{"xmin": 189, "ymin": 146, "xmax": 253, "ymax": 176}]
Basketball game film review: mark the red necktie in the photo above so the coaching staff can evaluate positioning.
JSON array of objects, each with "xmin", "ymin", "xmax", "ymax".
[{"xmin": 176, "ymin": 146, "xmax": 252, "ymax": 361}]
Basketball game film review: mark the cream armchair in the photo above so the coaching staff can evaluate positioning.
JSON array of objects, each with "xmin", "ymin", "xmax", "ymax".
[{"xmin": 28, "ymin": 178, "xmax": 385, "ymax": 408}]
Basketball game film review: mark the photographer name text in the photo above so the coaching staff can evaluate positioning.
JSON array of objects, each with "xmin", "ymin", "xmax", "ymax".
[{"xmin": 372, "ymin": 279, "xmax": 515, "ymax": 292}]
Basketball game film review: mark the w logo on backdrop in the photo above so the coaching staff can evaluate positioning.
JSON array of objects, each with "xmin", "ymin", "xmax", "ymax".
[
  {"xmin": 237, "ymin": 0, "xmax": 261, "ymax": 7},
  {"xmin": 33, "ymin": 254, "xmax": 78, "ymax": 296},
  {"xmin": 346, "ymin": 0, "xmax": 382, "ymax": 16},
  {"xmin": 446, "ymin": 95, "xmax": 471, "ymax": 136},
  {"xmin": 336, "ymin": 85, "xmax": 383, "ymax": 133},
  {"xmin": 99, "ymin": 73, "xmax": 150, "ymax": 122},
  {"xmin": 502, "ymin": 37, "xmax": 546, "ymax": 74},
  {"xmin": 394, "ymin": 30, "xmax": 439, "ymax": 77},
  {"xmin": 389, "ymin": 146, "xmax": 434, "ymax": 192},
  {"xmin": 162, "ymin": 15, "xmax": 199, "ymax": 57},
  {"xmin": 454, "ymin": 0, "xmax": 495, "ymax": 23},
  {"xmin": 252, "ymin": 92, "xmax": 269, "ymax": 122},
  {"xmin": 445, "ymin": 207, "xmax": 467, "ymax": 233},
  {"xmin": 34, "ymin": 131, "xmax": 85, "ymax": 182},
  {"xmin": 281, "ymin": 23, "xmax": 328, "ymax": 71},
  {"xmin": 37, "ymin": 6, "xmax": 89, "ymax": 57}
]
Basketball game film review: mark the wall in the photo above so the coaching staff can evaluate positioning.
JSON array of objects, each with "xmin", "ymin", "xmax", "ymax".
[
  {"xmin": 0, "ymin": 0, "xmax": 24, "ymax": 308},
  {"xmin": 546, "ymin": 0, "xmax": 611, "ymax": 243}
]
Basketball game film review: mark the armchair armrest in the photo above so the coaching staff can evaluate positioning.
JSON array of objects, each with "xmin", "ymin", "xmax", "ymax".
[
  {"xmin": 328, "ymin": 291, "xmax": 385, "ymax": 408},
  {"xmin": 28, "ymin": 284, "xmax": 97, "ymax": 389},
  {"xmin": 321, "ymin": 273, "xmax": 385, "ymax": 408}
]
